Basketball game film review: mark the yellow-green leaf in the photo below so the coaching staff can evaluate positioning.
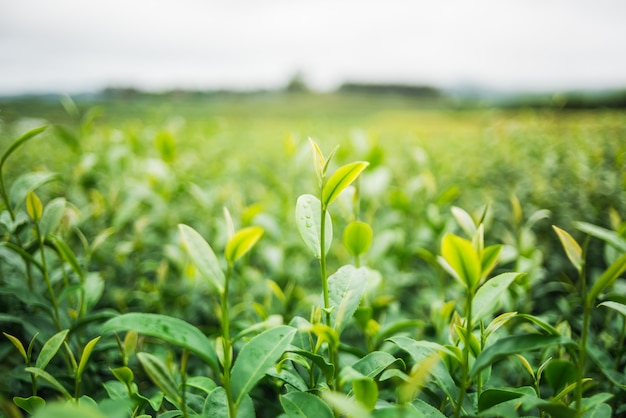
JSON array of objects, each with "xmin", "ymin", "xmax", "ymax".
[
  {"xmin": 440, "ymin": 233, "xmax": 481, "ymax": 290},
  {"xmin": 76, "ymin": 336, "xmax": 101, "ymax": 382},
  {"xmin": 322, "ymin": 161, "xmax": 369, "ymax": 208},
  {"xmin": 26, "ymin": 191, "xmax": 43, "ymax": 221},
  {"xmin": 225, "ymin": 226, "xmax": 264, "ymax": 265},
  {"xmin": 3, "ymin": 332, "xmax": 28, "ymax": 363},
  {"xmin": 552, "ymin": 225, "xmax": 582, "ymax": 272},
  {"xmin": 343, "ymin": 221, "xmax": 373, "ymax": 256}
]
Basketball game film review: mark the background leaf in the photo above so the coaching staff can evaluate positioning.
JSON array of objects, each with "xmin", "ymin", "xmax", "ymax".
[
  {"xmin": 280, "ymin": 392, "xmax": 333, "ymax": 418},
  {"xmin": 178, "ymin": 223, "xmax": 225, "ymax": 294},
  {"xmin": 327, "ymin": 265, "xmax": 368, "ymax": 334}
]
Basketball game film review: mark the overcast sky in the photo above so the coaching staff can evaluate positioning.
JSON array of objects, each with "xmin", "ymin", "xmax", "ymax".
[{"xmin": 1, "ymin": 0, "xmax": 626, "ymax": 95}]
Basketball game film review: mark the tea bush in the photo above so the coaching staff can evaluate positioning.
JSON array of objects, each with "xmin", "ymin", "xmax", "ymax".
[{"xmin": 0, "ymin": 95, "xmax": 625, "ymax": 417}]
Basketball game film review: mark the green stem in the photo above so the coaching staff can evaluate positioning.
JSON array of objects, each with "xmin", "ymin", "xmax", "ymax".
[
  {"xmin": 221, "ymin": 265, "xmax": 237, "ymax": 418},
  {"xmin": 575, "ymin": 239, "xmax": 589, "ymax": 417},
  {"xmin": 180, "ymin": 349, "xmax": 189, "ymax": 418},
  {"xmin": 320, "ymin": 204, "xmax": 330, "ymax": 326},
  {"xmin": 454, "ymin": 287, "xmax": 474, "ymax": 418},
  {"xmin": 35, "ymin": 223, "xmax": 62, "ymax": 330}
]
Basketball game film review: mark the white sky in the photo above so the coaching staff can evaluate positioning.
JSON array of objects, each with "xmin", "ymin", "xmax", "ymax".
[{"xmin": 1, "ymin": 0, "xmax": 626, "ymax": 95}]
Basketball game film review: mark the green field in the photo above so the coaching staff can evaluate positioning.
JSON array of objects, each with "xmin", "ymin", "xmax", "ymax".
[{"xmin": 1, "ymin": 93, "xmax": 625, "ymax": 417}]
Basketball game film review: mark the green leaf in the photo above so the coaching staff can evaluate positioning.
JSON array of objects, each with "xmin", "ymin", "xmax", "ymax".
[
  {"xmin": 587, "ymin": 252, "xmax": 626, "ymax": 304},
  {"xmin": 372, "ymin": 403, "xmax": 437, "ymax": 418},
  {"xmin": 322, "ymin": 161, "xmax": 369, "ymax": 208},
  {"xmin": 24, "ymin": 367, "xmax": 71, "ymax": 399},
  {"xmin": 472, "ymin": 273, "xmax": 523, "ymax": 322},
  {"xmin": 9, "ymin": 171, "xmax": 58, "ymax": 208},
  {"xmin": 52, "ymin": 236, "xmax": 83, "ymax": 278},
  {"xmin": 178, "ymin": 223, "xmax": 225, "ymax": 294},
  {"xmin": 101, "ymin": 313, "xmax": 218, "ymax": 373},
  {"xmin": 451, "ymin": 206, "xmax": 476, "ymax": 238},
  {"xmin": 280, "ymin": 392, "xmax": 334, "ymax": 418},
  {"xmin": 225, "ymin": 226, "xmax": 263, "ymax": 265},
  {"xmin": 0, "ymin": 126, "xmax": 47, "ymax": 171},
  {"xmin": 327, "ymin": 265, "xmax": 368, "ymax": 334},
  {"xmin": 35, "ymin": 329, "xmax": 69, "ymax": 370},
  {"xmin": 13, "ymin": 395, "xmax": 45, "ymax": 414},
  {"xmin": 353, "ymin": 377, "xmax": 378, "ymax": 410},
  {"xmin": 203, "ymin": 387, "xmax": 255, "ymax": 418},
  {"xmin": 26, "ymin": 191, "xmax": 43, "ymax": 221},
  {"xmin": 321, "ymin": 391, "xmax": 372, "ymax": 418},
  {"xmin": 30, "ymin": 401, "xmax": 109, "ymax": 418},
  {"xmin": 397, "ymin": 353, "xmax": 440, "ymax": 404},
  {"xmin": 287, "ymin": 349, "xmax": 335, "ymax": 384},
  {"xmin": 575, "ymin": 221, "xmax": 626, "ymax": 253},
  {"xmin": 598, "ymin": 300, "xmax": 626, "ymax": 317},
  {"xmin": 582, "ymin": 403, "xmax": 612, "ymax": 418},
  {"xmin": 137, "ymin": 352, "xmax": 180, "ymax": 403},
  {"xmin": 439, "ymin": 233, "xmax": 481, "ymax": 290},
  {"xmin": 110, "ymin": 366, "xmax": 134, "ymax": 386},
  {"xmin": 295, "ymin": 194, "xmax": 332, "ymax": 258},
  {"xmin": 543, "ymin": 359, "xmax": 577, "ymax": 393},
  {"xmin": 230, "ymin": 325, "xmax": 296, "ymax": 406},
  {"xmin": 82, "ymin": 272, "xmax": 105, "ymax": 312},
  {"xmin": 470, "ymin": 334, "xmax": 575, "ymax": 378},
  {"xmin": 185, "ymin": 376, "xmax": 217, "ymax": 394},
  {"xmin": 480, "ymin": 245, "xmax": 502, "ymax": 279},
  {"xmin": 351, "ymin": 351, "xmax": 402, "ymax": 379},
  {"xmin": 477, "ymin": 387, "xmax": 534, "ymax": 412},
  {"xmin": 76, "ymin": 336, "xmax": 101, "ymax": 382},
  {"xmin": 3, "ymin": 332, "xmax": 28, "ymax": 363},
  {"xmin": 343, "ymin": 221, "xmax": 373, "ymax": 256},
  {"xmin": 40, "ymin": 198, "xmax": 66, "ymax": 236},
  {"xmin": 552, "ymin": 225, "xmax": 582, "ymax": 271}
]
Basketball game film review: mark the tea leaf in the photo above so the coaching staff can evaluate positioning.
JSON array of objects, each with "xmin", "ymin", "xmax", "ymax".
[
  {"xmin": 472, "ymin": 273, "xmax": 523, "ymax": 322},
  {"xmin": 321, "ymin": 391, "xmax": 372, "ymax": 418},
  {"xmin": 552, "ymin": 225, "xmax": 582, "ymax": 271},
  {"xmin": 9, "ymin": 171, "xmax": 58, "ymax": 208},
  {"xmin": 440, "ymin": 233, "xmax": 481, "ymax": 290},
  {"xmin": 178, "ymin": 223, "xmax": 225, "ymax": 294},
  {"xmin": 52, "ymin": 236, "xmax": 83, "ymax": 277},
  {"xmin": 203, "ymin": 387, "xmax": 255, "ymax": 418},
  {"xmin": 101, "ymin": 313, "xmax": 218, "ymax": 373},
  {"xmin": 225, "ymin": 225, "xmax": 263, "ymax": 265},
  {"xmin": 230, "ymin": 325, "xmax": 296, "ymax": 406},
  {"xmin": 110, "ymin": 366, "xmax": 134, "ymax": 386},
  {"xmin": 470, "ymin": 334, "xmax": 576, "ymax": 378},
  {"xmin": 480, "ymin": 245, "xmax": 502, "ymax": 279},
  {"xmin": 351, "ymin": 351, "xmax": 403, "ymax": 379},
  {"xmin": 343, "ymin": 221, "xmax": 373, "ymax": 256},
  {"xmin": 543, "ymin": 359, "xmax": 577, "ymax": 393},
  {"xmin": 185, "ymin": 376, "xmax": 216, "ymax": 394},
  {"xmin": 574, "ymin": 221, "xmax": 626, "ymax": 253},
  {"xmin": 477, "ymin": 387, "xmax": 534, "ymax": 412},
  {"xmin": 451, "ymin": 206, "xmax": 476, "ymax": 238},
  {"xmin": 295, "ymin": 194, "xmax": 332, "ymax": 258},
  {"xmin": 597, "ymin": 300, "xmax": 626, "ymax": 317},
  {"xmin": 24, "ymin": 367, "xmax": 71, "ymax": 399},
  {"xmin": 76, "ymin": 336, "xmax": 101, "ymax": 382},
  {"xmin": 353, "ymin": 377, "xmax": 378, "ymax": 410},
  {"xmin": 587, "ymin": 252, "xmax": 626, "ymax": 304},
  {"xmin": 35, "ymin": 329, "xmax": 69, "ymax": 371},
  {"xmin": 136, "ymin": 352, "xmax": 180, "ymax": 404},
  {"xmin": 3, "ymin": 332, "xmax": 28, "ymax": 363},
  {"xmin": 26, "ymin": 191, "xmax": 43, "ymax": 221},
  {"xmin": 397, "ymin": 353, "xmax": 440, "ymax": 404},
  {"xmin": 13, "ymin": 395, "xmax": 45, "ymax": 414},
  {"xmin": 327, "ymin": 265, "xmax": 367, "ymax": 334},
  {"xmin": 280, "ymin": 392, "xmax": 334, "ymax": 418},
  {"xmin": 39, "ymin": 197, "xmax": 66, "ymax": 236},
  {"xmin": 322, "ymin": 161, "xmax": 369, "ymax": 208}
]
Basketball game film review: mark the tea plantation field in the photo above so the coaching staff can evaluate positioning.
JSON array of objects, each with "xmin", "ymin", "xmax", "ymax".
[{"xmin": 0, "ymin": 93, "xmax": 625, "ymax": 417}]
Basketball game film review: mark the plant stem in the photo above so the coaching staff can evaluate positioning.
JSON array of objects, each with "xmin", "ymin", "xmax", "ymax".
[
  {"xmin": 575, "ymin": 239, "xmax": 589, "ymax": 417},
  {"xmin": 35, "ymin": 223, "xmax": 62, "ymax": 330},
  {"xmin": 221, "ymin": 265, "xmax": 237, "ymax": 418},
  {"xmin": 454, "ymin": 287, "xmax": 474, "ymax": 418}
]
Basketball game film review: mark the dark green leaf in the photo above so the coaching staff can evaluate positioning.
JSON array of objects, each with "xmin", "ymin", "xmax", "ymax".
[
  {"xmin": 137, "ymin": 352, "xmax": 180, "ymax": 403},
  {"xmin": 230, "ymin": 326, "xmax": 296, "ymax": 406},
  {"xmin": 13, "ymin": 395, "xmax": 45, "ymax": 414},
  {"xmin": 471, "ymin": 334, "xmax": 576, "ymax": 378},
  {"xmin": 280, "ymin": 392, "xmax": 333, "ymax": 418},
  {"xmin": 24, "ymin": 367, "xmax": 71, "ymax": 399},
  {"xmin": 543, "ymin": 359, "xmax": 577, "ymax": 393},
  {"xmin": 101, "ymin": 313, "xmax": 218, "ymax": 372}
]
